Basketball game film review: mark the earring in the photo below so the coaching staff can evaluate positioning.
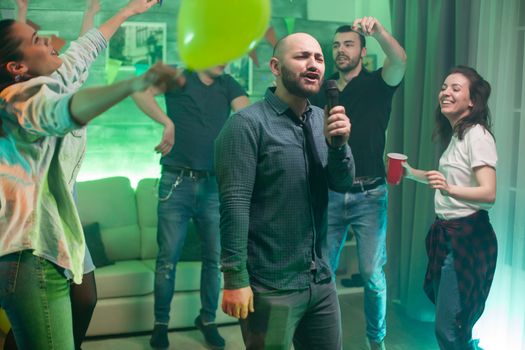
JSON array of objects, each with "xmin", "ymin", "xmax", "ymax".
[{"xmin": 14, "ymin": 74, "xmax": 22, "ymax": 82}]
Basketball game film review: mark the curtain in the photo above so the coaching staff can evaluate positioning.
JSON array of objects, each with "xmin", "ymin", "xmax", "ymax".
[
  {"xmin": 468, "ymin": 1, "xmax": 525, "ymax": 349},
  {"xmin": 387, "ymin": 0, "xmax": 476, "ymax": 321},
  {"xmin": 388, "ymin": 0, "xmax": 525, "ymax": 349}
]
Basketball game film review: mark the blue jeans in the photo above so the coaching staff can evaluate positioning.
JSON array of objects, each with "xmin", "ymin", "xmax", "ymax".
[
  {"xmin": 0, "ymin": 250, "xmax": 74, "ymax": 349},
  {"xmin": 154, "ymin": 171, "xmax": 221, "ymax": 324},
  {"xmin": 434, "ymin": 251, "xmax": 480, "ymax": 350},
  {"xmin": 327, "ymin": 184, "xmax": 388, "ymax": 343}
]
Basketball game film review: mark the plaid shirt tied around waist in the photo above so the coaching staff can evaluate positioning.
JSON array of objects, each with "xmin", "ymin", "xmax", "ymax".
[{"xmin": 424, "ymin": 210, "xmax": 497, "ymax": 340}]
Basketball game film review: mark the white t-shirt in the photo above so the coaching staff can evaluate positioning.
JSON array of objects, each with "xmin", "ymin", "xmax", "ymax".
[{"xmin": 435, "ymin": 124, "xmax": 497, "ymax": 219}]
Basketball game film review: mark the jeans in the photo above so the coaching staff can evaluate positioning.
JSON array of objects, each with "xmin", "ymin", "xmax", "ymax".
[
  {"xmin": 434, "ymin": 251, "xmax": 480, "ymax": 350},
  {"xmin": 0, "ymin": 250, "xmax": 74, "ymax": 350},
  {"xmin": 154, "ymin": 171, "xmax": 221, "ymax": 324},
  {"xmin": 327, "ymin": 184, "xmax": 388, "ymax": 343},
  {"xmin": 240, "ymin": 279, "xmax": 342, "ymax": 350}
]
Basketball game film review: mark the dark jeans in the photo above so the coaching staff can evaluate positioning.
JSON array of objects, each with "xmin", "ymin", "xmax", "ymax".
[
  {"xmin": 154, "ymin": 171, "xmax": 221, "ymax": 324},
  {"xmin": 240, "ymin": 279, "xmax": 342, "ymax": 350}
]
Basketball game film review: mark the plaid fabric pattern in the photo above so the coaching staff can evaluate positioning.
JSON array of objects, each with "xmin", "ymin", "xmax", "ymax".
[{"xmin": 424, "ymin": 210, "xmax": 497, "ymax": 341}]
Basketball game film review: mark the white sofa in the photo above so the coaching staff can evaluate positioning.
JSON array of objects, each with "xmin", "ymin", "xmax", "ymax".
[{"xmin": 76, "ymin": 177, "xmax": 234, "ymax": 336}]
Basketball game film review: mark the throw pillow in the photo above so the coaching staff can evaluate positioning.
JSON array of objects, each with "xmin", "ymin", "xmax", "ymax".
[{"xmin": 83, "ymin": 222, "xmax": 114, "ymax": 268}]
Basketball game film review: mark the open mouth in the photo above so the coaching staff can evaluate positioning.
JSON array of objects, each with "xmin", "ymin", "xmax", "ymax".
[{"xmin": 303, "ymin": 72, "xmax": 320, "ymax": 82}]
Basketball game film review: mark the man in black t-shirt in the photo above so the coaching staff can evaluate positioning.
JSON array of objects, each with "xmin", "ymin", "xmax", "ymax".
[
  {"xmin": 133, "ymin": 65, "xmax": 249, "ymax": 350},
  {"xmin": 311, "ymin": 17, "xmax": 406, "ymax": 350}
]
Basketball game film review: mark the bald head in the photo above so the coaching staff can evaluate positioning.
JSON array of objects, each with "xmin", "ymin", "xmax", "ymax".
[
  {"xmin": 269, "ymin": 33, "xmax": 325, "ymax": 100},
  {"xmin": 273, "ymin": 33, "xmax": 323, "ymax": 61}
]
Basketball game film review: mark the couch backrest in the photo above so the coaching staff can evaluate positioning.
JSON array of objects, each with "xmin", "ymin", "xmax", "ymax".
[{"xmin": 76, "ymin": 177, "xmax": 141, "ymax": 261}]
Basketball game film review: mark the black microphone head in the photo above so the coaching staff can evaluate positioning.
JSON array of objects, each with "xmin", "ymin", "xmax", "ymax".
[
  {"xmin": 326, "ymin": 79, "xmax": 338, "ymax": 91},
  {"xmin": 324, "ymin": 80, "xmax": 344, "ymax": 147},
  {"xmin": 325, "ymin": 79, "xmax": 339, "ymax": 108}
]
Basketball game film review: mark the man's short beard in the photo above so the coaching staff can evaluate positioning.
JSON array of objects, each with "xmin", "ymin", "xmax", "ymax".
[
  {"xmin": 335, "ymin": 56, "xmax": 361, "ymax": 73},
  {"xmin": 281, "ymin": 65, "xmax": 321, "ymax": 98}
]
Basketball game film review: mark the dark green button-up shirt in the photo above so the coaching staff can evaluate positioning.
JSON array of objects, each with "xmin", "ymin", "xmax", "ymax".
[{"xmin": 215, "ymin": 88, "xmax": 355, "ymax": 290}]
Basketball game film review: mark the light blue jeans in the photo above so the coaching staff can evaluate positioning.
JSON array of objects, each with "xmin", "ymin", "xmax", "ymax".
[
  {"xmin": 0, "ymin": 250, "xmax": 74, "ymax": 350},
  {"xmin": 434, "ymin": 250, "xmax": 481, "ymax": 350},
  {"xmin": 154, "ymin": 171, "xmax": 221, "ymax": 325},
  {"xmin": 327, "ymin": 184, "xmax": 388, "ymax": 343}
]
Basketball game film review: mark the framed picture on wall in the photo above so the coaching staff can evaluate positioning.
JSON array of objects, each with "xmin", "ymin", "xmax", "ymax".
[
  {"xmin": 227, "ymin": 56, "xmax": 253, "ymax": 95},
  {"xmin": 107, "ymin": 22, "xmax": 167, "ymax": 71},
  {"xmin": 363, "ymin": 54, "xmax": 377, "ymax": 72}
]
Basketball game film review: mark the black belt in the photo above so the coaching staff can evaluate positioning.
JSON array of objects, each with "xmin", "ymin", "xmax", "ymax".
[
  {"xmin": 349, "ymin": 177, "xmax": 385, "ymax": 193},
  {"xmin": 162, "ymin": 165, "xmax": 215, "ymax": 179}
]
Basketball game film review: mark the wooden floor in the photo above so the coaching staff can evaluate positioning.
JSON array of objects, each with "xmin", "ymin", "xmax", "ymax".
[
  {"xmin": 1, "ymin": 292, "xmax": 438, "ymax": 349},
  {"xmin": 79, "ymin": 292, "xmax": 439, "ymax": 350},
  {"xmin": 339, "ymin": 293, "xmax": 438, "ymax": 350}
]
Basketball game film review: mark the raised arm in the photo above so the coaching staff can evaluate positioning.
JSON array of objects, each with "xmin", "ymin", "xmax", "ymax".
[
  {"xmin": 14, "ymin": 0, "xmax": 28, "ymax": 23},
  {"xmin": 352, "ymin": 16, "xmax": 407, "ymax": 86},
  {"xmin": 98, "ymin": 0, "xmax": 159, "ymax": 41},
  {"xmin": 80, "ymin": 0, "xmax": 100, "ymax": 36},
  {"xmin": 132, "ymin": 86, "xmax": 175, "ymax": 156}
]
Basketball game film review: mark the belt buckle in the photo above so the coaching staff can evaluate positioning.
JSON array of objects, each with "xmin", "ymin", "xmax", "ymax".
[
  {"xmin": 188, "ymin": 169, "xmax": 197, "ymax": 179},
  {"xmin": 351, "ymin": 179, "xmax": 365, "ymax": 192}
]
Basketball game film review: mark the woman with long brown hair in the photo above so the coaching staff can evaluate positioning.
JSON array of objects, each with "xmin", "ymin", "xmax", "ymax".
[
  {"xmin": 404, "ymin": 66, "xmax": 497, "ymax": 349},
  {"xmin": 0, "ymin": 1, "xmax": 179, "ymax": 348}
]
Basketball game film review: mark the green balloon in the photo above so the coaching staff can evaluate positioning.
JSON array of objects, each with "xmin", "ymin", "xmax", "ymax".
[{"xmin": 178, "ymin": 0, "xmax": 271, "ymax": 70}]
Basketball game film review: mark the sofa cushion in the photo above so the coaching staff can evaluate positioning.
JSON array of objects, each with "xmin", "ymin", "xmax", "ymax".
[
  {"xmin": 136, "ymin": 178, "xmax": 202, "ymax": 261},
  {"xmin": 77, "ymin": 177, "xmax": 141, "ymax": 261},
  {"xmin": 83, "ymin": 222, "xmax": 114, "ymax": 268},
  {"xmin": 94, "ymin": 260, "xmax": 154, "ymax": 299}
]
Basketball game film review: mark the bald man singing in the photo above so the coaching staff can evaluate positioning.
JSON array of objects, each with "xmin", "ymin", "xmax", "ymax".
[{"xmin": 214, "ymin": 33, "xmax": 356, "ymax": 349}]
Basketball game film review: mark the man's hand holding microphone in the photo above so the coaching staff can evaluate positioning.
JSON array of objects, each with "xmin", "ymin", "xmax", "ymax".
[{"xmin": 324, "ymin": 79, "xmax": 351, "ymax": 148}]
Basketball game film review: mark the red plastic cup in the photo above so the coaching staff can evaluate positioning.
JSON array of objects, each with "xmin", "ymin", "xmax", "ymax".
[{"xmin": 386, "ymin": 153, "xmax": 408, "ymax": 185}]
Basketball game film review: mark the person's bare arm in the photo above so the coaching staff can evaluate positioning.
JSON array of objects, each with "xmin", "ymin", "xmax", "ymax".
[
  {"xmin": 231, "ymin": 95, "xmax": 250, "ymax": 112},
  {"xmin": 98, "ymin": 0, "xmax": 159, "ymax": 41},
  {"xmin": 14, "ymin": 0, "xmax": 28, "ymax": 23},
  {"xmin": 70, "ymin": 63, "xmax": 179, "ymax": 125},
  {"xmin": 352, "ymin": 16, "xmax": 407, "ymax": 86},
  {"xmin": 403, "ymin": 162, "xmax": 429, "ymax": 184},
  {"xmin": 426, "ymin": 166, "xmax": 496, "ymax": 203},
  {"xmin": 132, "ymin": 86, "xmax": 175, "ymax": 156},
  {"xmin": 80, "ymin": 0, "xmax": 100, "ymax": 36}
]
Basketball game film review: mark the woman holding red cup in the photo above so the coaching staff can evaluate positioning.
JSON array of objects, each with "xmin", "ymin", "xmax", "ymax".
[{"xmin": 403, "ymin": 66, "xmax": 497, "ymax": 350}]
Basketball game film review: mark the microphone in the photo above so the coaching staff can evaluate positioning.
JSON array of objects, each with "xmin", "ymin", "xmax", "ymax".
[{"xmin": 325, "ymin": 79, "xmax": 345, "ymax": 148}]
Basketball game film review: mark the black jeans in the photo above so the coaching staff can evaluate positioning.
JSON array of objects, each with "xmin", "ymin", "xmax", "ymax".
[{"xmin": 240, "ymin": 278, "xmax": 342, "ymax": 350}]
